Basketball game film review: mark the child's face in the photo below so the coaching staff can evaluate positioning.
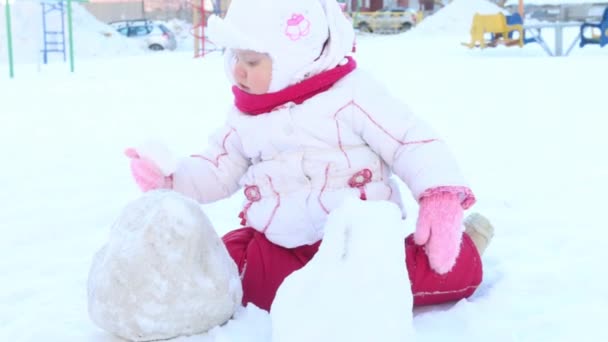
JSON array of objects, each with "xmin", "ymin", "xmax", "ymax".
[{"xmin": 233, "ymin": 50, "xmax": 272, "ymax": 94}]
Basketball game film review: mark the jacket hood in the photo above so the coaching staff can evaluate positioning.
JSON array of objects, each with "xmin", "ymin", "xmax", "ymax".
[{"xmin": 207, "ymin": 0, "xmax": 355, "ymax": 92}]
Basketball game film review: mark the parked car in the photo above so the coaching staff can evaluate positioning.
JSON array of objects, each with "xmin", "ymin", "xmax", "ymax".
[
  {"xmin": 109, "ymin": 19, "xmax": 177, "ymax": 51},
  {"xmin": 353, "ymin": 7, "xmax": 418, "ymax": 33}
]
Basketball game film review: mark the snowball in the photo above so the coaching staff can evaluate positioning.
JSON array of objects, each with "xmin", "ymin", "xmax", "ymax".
[
  {"xmin": 87, "ymin": 190, "xmax": 242, "ymax": 341},
  {"xmin": 135, "ymin": 140, "xmax": 179, "ymax": 176},
  {"xmin": 271, "ymin": 198, "xmax": 415, "ymax": 342}
]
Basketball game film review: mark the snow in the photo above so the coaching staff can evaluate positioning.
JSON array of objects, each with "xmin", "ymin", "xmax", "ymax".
[
  {"xmin": 133, "ymin": 140, "xmax": 179, "ymax": 176},
  {"xmin": 411, "ymin": 0, "xmax": 506, "ymax": 37},
  {"xmin": 87, "ymin": 191, "xmax": 242, "ymax": 341},
  {"xmin": 271, "ymin": 199, "xmax": 414, "ymax": 342},
  {"xmin": 1, "ymin": 0, "xmax": 608, "ymax": 341}
]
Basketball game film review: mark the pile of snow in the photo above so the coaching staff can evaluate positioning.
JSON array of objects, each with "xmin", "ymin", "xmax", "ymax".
[
  {"xmin": 158, "ymin": 18, "xmax": 223, "ymax": 53},
  {"xmin": 132, "ymin": 139, "xmax": 179, "ymax": 176},
  {"xmin": 411, "ymin": 0, "xmax": 506, "ymax": 36},
  {"xmin": 0, "ymin": 1, "xmax": 143, "ymax": 64},
  {"xmin": 271, "ymin": 199, "xmax": 414, "ymax": 342},
  {"xmin": 87, "ymin": 190, "xmax": 242, "ymax": 341},
  {"xmin": 70, "ymin": 3, "xmax": 145, "ymax": 58}
]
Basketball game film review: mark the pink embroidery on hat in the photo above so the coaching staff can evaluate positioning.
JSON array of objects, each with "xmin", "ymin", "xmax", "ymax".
[{"xmin": 285, "ymin": 13, "xmax": 311, "ymax": 41}]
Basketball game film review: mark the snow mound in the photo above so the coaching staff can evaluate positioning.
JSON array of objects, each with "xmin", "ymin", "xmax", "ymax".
[
  {"xmin": 271, "ymin": 198, "xmax": 414, "ymax": 342},
  {"xmin": 0, "ymin": 1, "xmax": 143, "ymax": 64},
  {"xmin": 411, "ymin": 0, "xmax": 506, "ymax": 36},
  {"xmin": 87, "ymin": 190, "xmax": 242, "ymax": 341},
  {"xmin": 70, "ymin": 3, "xmax": 145, "ymax": 59}
]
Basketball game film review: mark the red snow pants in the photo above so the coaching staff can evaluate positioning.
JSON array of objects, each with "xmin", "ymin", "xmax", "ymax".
[{"xmin": 222, "ymin": 227, "xmax": 483, "ymax": 312}]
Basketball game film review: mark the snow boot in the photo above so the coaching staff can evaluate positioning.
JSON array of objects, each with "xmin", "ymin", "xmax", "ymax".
[{"xmin": 464, "ymin": 213, "xmax": 494, "ymax": 256}]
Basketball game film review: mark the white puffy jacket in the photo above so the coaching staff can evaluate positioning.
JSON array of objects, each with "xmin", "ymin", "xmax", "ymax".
[{"xmin": 172, "ymin": 68, "xmax": 473, "ymax": 248}]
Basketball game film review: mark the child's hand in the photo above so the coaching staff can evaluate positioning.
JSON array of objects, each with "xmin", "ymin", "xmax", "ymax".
[
  {"xmin": 414, "ymin": 191, "xmax": 464, "ymax": 274},
  {"xmin": 125, "ymin": 148, "xmax": 173, "ymax": 192}
]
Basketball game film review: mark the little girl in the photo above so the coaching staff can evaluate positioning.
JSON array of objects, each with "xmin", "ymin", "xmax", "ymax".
[{"xmin": 126, "ymin": 0, "xmax": 494, "ymax": 312}]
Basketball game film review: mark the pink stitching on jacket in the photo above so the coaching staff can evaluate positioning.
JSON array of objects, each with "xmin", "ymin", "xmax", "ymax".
[
  {"xmin": 332, "ymin": 100, "xmax": 437, "ymax": 168},
  {"xmin": 317, "ymin": 164, "xmax": 331, "ymax": 214},
  {"xmin": 351, "ymin": 101, "xmax": 438, "ymax": 146},
  {"xmin": 262, "ymin": 176, "xmax": 281, "ymax": 232},
  {"xmin": 190, "ymin": 128, "xmax": 236, "ymax": 167},
  {"xmin": 333, "ymin": 100, "xmax": 356, "ymax": 167}
]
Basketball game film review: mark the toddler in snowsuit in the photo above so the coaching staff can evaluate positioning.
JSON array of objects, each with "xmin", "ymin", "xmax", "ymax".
[{"xmin": 126, "ymin": 0, "xmax": 494, "ymax": 312}]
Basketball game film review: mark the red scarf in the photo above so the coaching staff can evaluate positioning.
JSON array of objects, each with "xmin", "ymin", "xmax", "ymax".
[{"xmin": 232, "ymin": 57, "xmax": 357, "ymax": 115}]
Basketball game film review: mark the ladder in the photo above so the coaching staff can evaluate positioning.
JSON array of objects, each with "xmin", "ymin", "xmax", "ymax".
[{"xmin": 41, "ymin": 1, "xmax": 66, "ymax": 64}]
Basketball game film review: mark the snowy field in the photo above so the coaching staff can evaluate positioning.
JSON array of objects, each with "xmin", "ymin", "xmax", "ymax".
[{"xmin": 2, "ymin": 0, "xmax": 608, "ymax": 341}]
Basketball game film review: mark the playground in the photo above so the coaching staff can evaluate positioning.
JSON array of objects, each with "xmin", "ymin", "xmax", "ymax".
[
  {"xmin": 456, "ymin": 0, "xmax": 607, "ymax": 54},
  {"xmin": 0, "ymin": 0, "xmax": 143, "ymax": 77},
  {"xmin": 2, "ymin": 0, "xmax": 80, "ymax": 77},
  {"xmin": 461, "ymin": 6, "xmax": 608, "ymax": 56},
  {"xmin": 2, "ymin": 0, "xmax": 608, "ymax": 79}
]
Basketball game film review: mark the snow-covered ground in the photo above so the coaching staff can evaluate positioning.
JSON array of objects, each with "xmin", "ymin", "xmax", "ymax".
[{"xmin": 2, "ymin": 0, "xmax": 608, "ymax": 341}]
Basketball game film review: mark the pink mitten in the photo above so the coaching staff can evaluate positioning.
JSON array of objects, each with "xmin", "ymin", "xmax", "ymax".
[
  {"xmin": 125, "ymin": 148, "xmax": 173, "ymax": 192},
  {"xmin": 415, "ymin": 190, "xmax": 464, "ymax": 274}
]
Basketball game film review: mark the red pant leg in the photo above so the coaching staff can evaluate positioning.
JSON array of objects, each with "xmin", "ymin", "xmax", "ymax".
[
  {"xmin": 222, "ymin": 227, "xmax": 320, "ymax": 311},
  {"xmin": 223, "ymin": 228, "xmax": 482, "ymax": 311},
  {"xmin": 406, "ymin": 233, "xmax": 483, "ymax": 306}
]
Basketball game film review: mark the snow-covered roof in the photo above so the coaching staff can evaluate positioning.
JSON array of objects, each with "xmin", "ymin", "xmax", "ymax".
[{"xmin": 505, "ymin": 0, "xmax": 608, "ymax": 5}]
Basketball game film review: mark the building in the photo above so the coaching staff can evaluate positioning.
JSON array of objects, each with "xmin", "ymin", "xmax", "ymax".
[{"xmin": 84, "ymin": 0, "xmax": 229, "ymax": 23}]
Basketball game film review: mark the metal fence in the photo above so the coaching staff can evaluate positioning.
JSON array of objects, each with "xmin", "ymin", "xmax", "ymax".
[{"xmin": 504, "ymin": 3, "xmax": 608, "ymax": 23}]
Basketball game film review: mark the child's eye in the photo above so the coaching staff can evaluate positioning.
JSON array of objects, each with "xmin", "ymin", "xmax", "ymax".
[{"xmin": 246, "ymin": 60, "xmax": 259, "ymax": 67}]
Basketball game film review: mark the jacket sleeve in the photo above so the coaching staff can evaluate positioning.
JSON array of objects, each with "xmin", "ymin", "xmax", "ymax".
[
  {"xmin": 349, "ymin": 73, "xmax": 474, "ymax": 206},
  {"xmin": 172, "ymin": 125, "xmax": 250, "ymax": 204}
]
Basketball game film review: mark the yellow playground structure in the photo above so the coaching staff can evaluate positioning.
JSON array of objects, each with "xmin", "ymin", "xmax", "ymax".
[{"xmin": 462, "ymin": 13, "xmax": 524, "ymax": 49}]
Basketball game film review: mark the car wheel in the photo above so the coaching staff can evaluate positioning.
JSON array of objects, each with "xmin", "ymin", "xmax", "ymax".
[
  {"xmin": 357, "ymin": 22, "xmax": 373, "ymax": 33},
  {"xmin": 400, "ymin": 22, "xmax": 413, "ymax": 32},
  {"xmin": 149, "ymin": 44, "xmax": 164, "ymax": 51}
]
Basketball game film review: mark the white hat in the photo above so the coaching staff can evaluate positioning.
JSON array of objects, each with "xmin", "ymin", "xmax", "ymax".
[{"xmin": 208, "ymin": 0, "xmax": 355, "ymax": 92}]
